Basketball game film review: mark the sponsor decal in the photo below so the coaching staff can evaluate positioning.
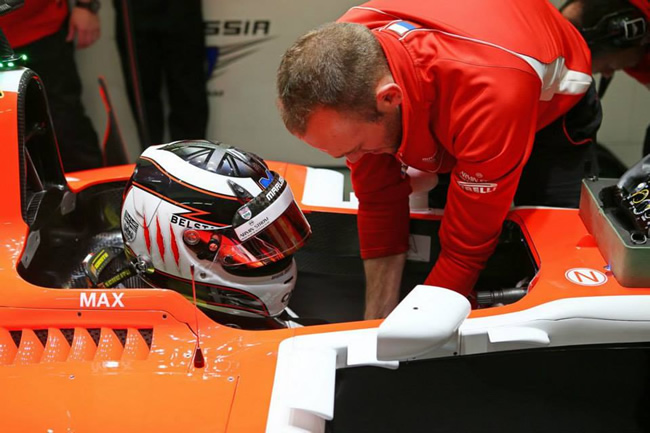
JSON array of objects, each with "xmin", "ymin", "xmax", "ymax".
[
  {"xmin": 259, "ymin": 169, "xmax": 274, "ymax": 188},
  {"xmin": 238, "ymin": 206, "xmax": 252, "ymax": 220},
  {"xmin": 421, "ymin": 154, "xmax": 437, "ymax": 163},
  {"xmin": 565, "ymin": 268, "xmax": 608, "ymax": 286},
  {"xmin": 457, "ymin": 181, "xmax": 498, "ymax": 194},
  {"xmin": 101, "ymin": 269, "xmax": 134, "ymax": 288},
  {"xmin": 205, "ymin": 20, "xmax": 271, "ymax": 36},
  {"xmin": 80, "ymin": 292, "xmax": 125, "ymax": 308},
  {"xmin": 205, "ymin": 19, "xmax": 274, "ymax": 94},
  {"xmin": 459, "ymin": 171, "xmax": 484, "ymax": 182},
  {"xmin": 265, "ymin": 176, "xmax": 285, "ymax": 201},
  {"xmin": 89, "ymin": 249, "xmax": 110, "ymax": 275},
  {"xmin": 235, "ymin": 182, "xmax": 293, "ymax": 241},
  {"xmin": 122, "ymin": 211, "xmax": 139, "ymax": 242},
  {"xmin": 170, "ymin": 214, "xmax": 220, "ymax": 230},
  {"xmin": 237, "ymin": 216, "xmax": 270, "ymax": 242}
]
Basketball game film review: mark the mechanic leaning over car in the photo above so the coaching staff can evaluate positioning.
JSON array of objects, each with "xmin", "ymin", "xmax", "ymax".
[
  {"xmin": 561, "ymin": 0, "xmax": 650, "ymax": 156},
  {"xmin": 276, "ymin": 0, "xmax": 604, "ymax": 319}
]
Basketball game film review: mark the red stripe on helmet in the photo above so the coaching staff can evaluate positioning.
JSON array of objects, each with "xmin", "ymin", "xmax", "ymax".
[
  {"xmin": 169, "ymin": 223, "xmax": 180, "ymax": 267},
  {"xmin": 143, "ymin": 212, "xmax": 151, "ymax": 254},
  {"xmin": 156, "ymin": 217, "xmax": 165, "ymax": 261}
]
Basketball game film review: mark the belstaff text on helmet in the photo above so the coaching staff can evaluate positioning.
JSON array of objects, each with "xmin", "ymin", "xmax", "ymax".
[{"xmin": 170, "ymin": 215, "xmax": 219, "ymax": 230}]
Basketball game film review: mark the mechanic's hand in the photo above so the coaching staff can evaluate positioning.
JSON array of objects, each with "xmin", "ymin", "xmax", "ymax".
[{"xmin": 67, "ymin": 7, "xmax": 101, "ymax": 49}]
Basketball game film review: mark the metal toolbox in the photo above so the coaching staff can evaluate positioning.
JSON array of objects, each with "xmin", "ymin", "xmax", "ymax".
[{"xmin": 579, "ymin": 178, "xmax": 650, "ymax": 287}]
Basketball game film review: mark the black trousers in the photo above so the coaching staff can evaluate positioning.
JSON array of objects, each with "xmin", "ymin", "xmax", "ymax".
[
  {"xmin": 514, "ymin": 82, "xmax": 602, "ymax": 207},
  {"xmin": 16, "ymin": 24, "xmax": 102, "ymax": 172},
  {"xmin": 113, "ymin": 0, "xmax": 209, "ymax": 149},
  {"xmin": 430, "ymin": 83, "xmax": 603, "ymax": 209}
]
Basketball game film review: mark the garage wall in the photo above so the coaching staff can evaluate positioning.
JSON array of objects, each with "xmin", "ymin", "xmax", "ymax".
[
  {"xmin": 547, "ymin": 0, "xmax": 650, "ymax": 167},
  {"xmin": 76, "ymin": 1, "xmax": 650, "ymax": 169}
]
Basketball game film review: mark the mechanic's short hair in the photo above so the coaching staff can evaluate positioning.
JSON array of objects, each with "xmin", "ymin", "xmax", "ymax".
[{"xmin": 276, "ymin": 22, "xmax": 390, "ymax": 135}]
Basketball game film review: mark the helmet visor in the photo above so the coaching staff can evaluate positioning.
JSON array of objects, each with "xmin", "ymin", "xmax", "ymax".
[{"xmin": 215, "ymin": 172, "xmax": 311, "ymax": 268}]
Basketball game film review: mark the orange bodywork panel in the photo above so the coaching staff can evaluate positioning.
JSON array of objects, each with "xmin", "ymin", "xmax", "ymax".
[{"xmin": 1, "ymin": 82, "xmax": 647, "ymax": 431}]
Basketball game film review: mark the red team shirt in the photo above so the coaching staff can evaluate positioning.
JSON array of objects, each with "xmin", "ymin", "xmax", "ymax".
[
  {"xmin": 626, "ymin": 55, "xmax": 650, "ymax": 85},
  {"xmin": 0, "ymin": 0, "xmax": 68, "ymax": 48},
  {"xmin": 338, "ymin": 0, "xmax": 593, "ymax": 295}
]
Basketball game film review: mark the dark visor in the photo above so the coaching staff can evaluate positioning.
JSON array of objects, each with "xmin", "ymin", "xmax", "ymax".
[{"xmin": 210, "ymin": 172, "xmax": 311, "ymax": 268}]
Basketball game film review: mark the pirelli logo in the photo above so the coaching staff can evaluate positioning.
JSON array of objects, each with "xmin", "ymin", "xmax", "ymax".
[{"xmin": 457, "ymin": 181, "xmax": 497, "ymax": 194}]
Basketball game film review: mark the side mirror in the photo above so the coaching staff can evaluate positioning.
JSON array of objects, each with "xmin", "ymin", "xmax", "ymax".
[{"xmin": 377, "ymin": 285, "xmax": 470, "ymax": 361}]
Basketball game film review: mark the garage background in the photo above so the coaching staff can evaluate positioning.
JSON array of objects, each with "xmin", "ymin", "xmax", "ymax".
[{"xmin": 75, "ymin": 0, "xmax": 650, "ymax": 169}]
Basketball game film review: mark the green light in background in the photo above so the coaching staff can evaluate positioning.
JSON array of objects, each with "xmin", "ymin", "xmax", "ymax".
[
  {"xmin": 7, "ymin": 62, "xmax": 14, "ymax": 67},
  {"xmin": 21, "ymin": 54, "xmax": 27, "ymax": 61}
]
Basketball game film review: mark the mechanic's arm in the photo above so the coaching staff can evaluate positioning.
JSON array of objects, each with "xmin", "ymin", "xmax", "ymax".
[
  {"xmin": 363, "ymin": 253, "xmax": 407, "ymax": 319},
  {"xmin": 348, "ymin": 153, "xmax": 411, "ymax": 319},
  {"xmin": 425, "ymin": 69, "xmax": 542, "ymax": 295}
]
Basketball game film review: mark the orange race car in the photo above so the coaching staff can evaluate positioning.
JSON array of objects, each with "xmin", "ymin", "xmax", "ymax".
[{"xmin": 2, "ymin": 2, "xmax": 650, "ymax": 431}]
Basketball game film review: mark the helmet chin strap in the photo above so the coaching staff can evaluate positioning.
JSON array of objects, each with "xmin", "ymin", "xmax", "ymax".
[{"xmin": 190, "ymin": 264, "xmax": 205, "ymax": 369}]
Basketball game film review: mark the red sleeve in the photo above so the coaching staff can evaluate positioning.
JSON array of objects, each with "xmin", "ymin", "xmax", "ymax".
[
  {"xmin": 348, "ymin": 154, "xmax": 412, "ymax": 259},
  {"xmin": 424, "ymin": 67, "xmax": 541, "ymax": 295},
  {"xmin": 624, "ymin": 51, "xmax": 650, "ymax": 87},
  {"xmin": 0, "ymin": 0, "xmax": 67, "ymax": 48}
]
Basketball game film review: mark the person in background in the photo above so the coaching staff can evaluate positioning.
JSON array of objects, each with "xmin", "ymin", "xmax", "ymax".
[
  {"xmin": 562, "ymin": 0, "xmax": 650, "ymax": 156},
  {"xmin": 112, "ymin": 0, "xmax": 209, "ymax": 150},
  {"xmin": 0, "ymin": 0, "xmax": 103, "ymax": 172},
  {"xmin": 277, "ymin": 0, "xmax": 601, "ymax": 319}
]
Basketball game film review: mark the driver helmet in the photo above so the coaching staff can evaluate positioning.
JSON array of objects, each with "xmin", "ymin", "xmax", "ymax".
[{"xmin": 120, "ymin": 140, "xmax": 311, "ymax": 317}]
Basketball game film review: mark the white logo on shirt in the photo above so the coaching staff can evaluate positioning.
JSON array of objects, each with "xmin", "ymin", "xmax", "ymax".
[
  {"xmin": 421, "ymin": 154, "xmax": 437, "ymax": 162},
  {"xmin": 457, "ymin": 181, "xmax": 498, "ymax": 194}
]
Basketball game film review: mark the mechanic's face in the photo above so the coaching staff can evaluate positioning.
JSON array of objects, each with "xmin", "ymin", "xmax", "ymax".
[
  {"xmin": 592, "ymin": 45, "xmax": 648, "ymax": 77},
  {"xmin": 299, "ymin": 108, "xmax": 402, "ymax": 163},
  {"xmin": 297, "ymin": 81, "xmax": 404, "ymax": 163},
  {"xmin": 561, "ymin": 2, "xmax": 649, "ymax": 77}
]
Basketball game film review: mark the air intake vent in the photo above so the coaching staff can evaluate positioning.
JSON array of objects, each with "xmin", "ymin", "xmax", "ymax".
[
  {"xmin": 87, "ymin": 328, "xmax": 101, "ymax": 346},
  {"xmin": 138, "ymin": 328, "xmax": 153, "ymax": 349},
  {"xmin": 9, "ymin": 330, "xmax": 21, "ymax": 347},
  {"xmin": 114, "ymin": 329, "xmax": 127, "ymax": 346},
  {"xmin": 0, "ymin": 327, "xmax": 154, "ymax": 366}
]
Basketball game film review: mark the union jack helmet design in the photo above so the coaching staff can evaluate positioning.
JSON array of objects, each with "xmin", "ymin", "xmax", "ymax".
[{"xmin": 121, "ymin": 140, "xmax": 311, "ymax": 317}]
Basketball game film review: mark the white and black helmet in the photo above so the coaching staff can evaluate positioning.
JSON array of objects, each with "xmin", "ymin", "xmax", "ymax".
[{"xmin": 121, "ymin": 140, "xmax": 311, "ymax": 317}]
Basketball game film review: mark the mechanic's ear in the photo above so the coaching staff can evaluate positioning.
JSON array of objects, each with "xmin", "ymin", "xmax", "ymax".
[{"xmin": 376, "ymin": 83, "xmax": 402, "ymax": 113}]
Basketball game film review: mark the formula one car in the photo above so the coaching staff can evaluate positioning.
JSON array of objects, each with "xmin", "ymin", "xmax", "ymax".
[{"xmin": 2, "ymin": 6, "xmax": 650, "ymax": 433}]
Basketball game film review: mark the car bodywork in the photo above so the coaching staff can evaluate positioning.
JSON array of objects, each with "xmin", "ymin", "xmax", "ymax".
[{"xmin": 1, "ymin": 64, "xmax": 650, "ymax": 433}]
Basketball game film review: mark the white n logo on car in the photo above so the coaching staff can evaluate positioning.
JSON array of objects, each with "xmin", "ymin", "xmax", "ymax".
[{"xmin": 564, "ymin": 268, "xmax": 608, "ymax": 286}]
